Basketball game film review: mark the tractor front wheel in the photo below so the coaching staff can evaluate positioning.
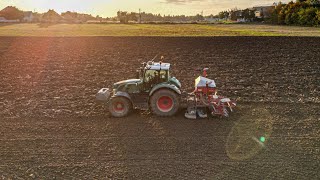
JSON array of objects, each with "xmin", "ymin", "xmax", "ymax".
[
  {"xmin": 150, "ymin": 89, "xmax": 179, "ymax": 117},
  {"xmin": 108, "ymin": 97, "xmax": 132, "ymax": 117}
]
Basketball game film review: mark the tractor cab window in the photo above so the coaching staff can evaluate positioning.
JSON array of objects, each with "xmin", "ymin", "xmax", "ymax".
[
  {"xmin": 144, "ymin": 70, "xmax": 168, "ymax": 85},
  {"xmin": 136, "ymin": 68, "xmax": 144, "ymax": 80}
]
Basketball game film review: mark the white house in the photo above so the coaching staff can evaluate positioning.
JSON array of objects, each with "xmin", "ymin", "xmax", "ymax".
[
  {"xmin": 204, "ymin": 17, "xmax": 220, "ymax": 23},
  {"xmin": 253, "ymin": 5, "xmax": 275, "ymax": 18},
  {"xmin": 23, "ymin": 11, "xmax": 33, "ymax": 22},
  {"xmin": 0, "ymin": 17, "xmax": 19, "ymax": 22}
]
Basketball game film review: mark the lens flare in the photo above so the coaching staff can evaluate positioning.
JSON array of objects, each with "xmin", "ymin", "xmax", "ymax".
[{"xmin": 226, "ymin": 108, "xmax": 273, "ymax": 161}]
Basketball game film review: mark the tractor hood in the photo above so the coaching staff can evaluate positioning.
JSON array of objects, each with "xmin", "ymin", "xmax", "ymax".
[{"xmin": 113, "ymin": 79, "xmax": 141, "ymax": 88}]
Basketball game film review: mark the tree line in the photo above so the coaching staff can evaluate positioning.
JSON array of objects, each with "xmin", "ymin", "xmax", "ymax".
[
  {"xmin": 0, "ymin": 6, "xmax": 24, "ymax": 20},
  {"xmin": 117, "ymin": 11, "xmax": 206, "ymax": 23},
  {"xmin": 270, "ymin": 0, "xmax": 320, "ymax": 26},
  {"xmin": 2, "ymin": 1, "xmax": 320, "ymax": 26},
  {"xmin": 0, "ymin": 6, "xmax": 101, "ymax": 23},
  {"xmin": 215, "ymin": 0, "xmax": 320, "ymax": 26},
  {"xmin": 218, "ymin": 8, "xmax": 256, "ymax": 21}
]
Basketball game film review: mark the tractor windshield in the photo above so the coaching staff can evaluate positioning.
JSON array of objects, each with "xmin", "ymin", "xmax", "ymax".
[{"xmin": 144, "ymin": 70, "xmax": 169, "ymax": 84}]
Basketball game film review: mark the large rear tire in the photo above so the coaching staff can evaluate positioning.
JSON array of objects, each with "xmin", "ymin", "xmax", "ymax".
[
  {"xmin": 108, "ymin": 97, "xmax": 132, "ymax": 117},
  {"xmin": 150, "ymin": 89, "xmax": 179, "ymax": 117}
]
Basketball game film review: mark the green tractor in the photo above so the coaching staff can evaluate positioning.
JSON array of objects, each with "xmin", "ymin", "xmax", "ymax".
[{"xmin": 96, "ymin": 60, "xmax": 181, "ymax": 117}]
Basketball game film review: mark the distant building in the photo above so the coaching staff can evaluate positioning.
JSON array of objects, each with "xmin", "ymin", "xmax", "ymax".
[
  {"xmin": 228, "ymin": 9, "xmax": 255, "ymax": 22},
  {"xmin": 232, "ymin": 10, "xmax": 244, "ymax": 22},
  {"xmin": 204, "ymin": 16, "xmax": 219, "ymax": 23},
  {"xmin": 0, "ymin": 17, "xmax": 19, "ymax": 22},
  {"xmin": 23, "ymin": 11, "xmax": 33, "ymax": 22},
  {"xmin": 253, "ymin": 5, "xmax": 275, "ymax": 19}
]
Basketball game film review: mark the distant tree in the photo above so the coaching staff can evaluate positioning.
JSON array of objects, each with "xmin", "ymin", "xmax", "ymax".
[
  {"xmin": 194, "ymin": 14, "xmax": 204, "ymax": 21},
  {"xmin": 229, "ymin": 11, "xmax": 236, "ymax": 21},
  {"xmin": 301, "ymin": 7, "xmax": 318, "ymax": 25},
  {"xmin": 242, "ymin": 8, "xmax": 255, "ymax": 20},
  {"xmin": 317, "ymin": 9, "xmax": 320, "ymax": 22},
  {"xmin": 229, "ymin": 8, "xmax": 239, "ymax": 21},
  {"xmin": 270, "ymin": 2, "xmax": 286, "ymax": 24},
  {"xmin": 96, "ymin": 15, "xmax": 103, "ymax": 22},
  {"xmin": 128, "ymin": 12, "xmax": 138, "ymax": 22},
  {"xmin": 42, "ymin": 9, "xmax": 62, "ymax": 23},
  {"xmin": 307, "ymin": 0, "xmax": 320, "ymax": 6},
  {"xmin": 61, "ymin": 11, "xmax": 77, "ymax": 22},
  {"xmin": 272, "ymin": 0, "xmax": 320, "ymax": 26},
  {"xmin": 0, "ymin": 6, "xmax": 24, "ymax": 20},
  {"xmin": 77, "ymin": 13, "xmax": 95, "ymax": 22},
  {"xmin": 117, "ymin": 11, "xmax": 128, "ymax": 23},
  {"xmin": 218, "ymin": 11, "xmax": 229, "ymax": 19},
  {"xmin": 31, "ymin": 12, "xmax": 42, "ymax": 22}
]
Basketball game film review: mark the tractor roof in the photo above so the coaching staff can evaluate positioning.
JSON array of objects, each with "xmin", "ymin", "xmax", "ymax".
[{"xmin": 145, "ymin": 61, "xmax": 170, "ymax": 70}]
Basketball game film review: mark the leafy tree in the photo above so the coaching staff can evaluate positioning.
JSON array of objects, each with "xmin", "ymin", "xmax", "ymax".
[
  {"xmin": 317, "ymin": 9, "xmax": 320, "ymax": 23},
  {"xmin": 128, "ymin": 12, "xmax": 138, "ymax": 22},
  {"xmin": 61, "ymin": 11, "xmax": 77, "ymax": 22},
  {"xmin": 229, "ymin": 10, "xmax": 237, "ymax": 21},
  {"xmin": 304, "ymin": 7, "xmax": 318, "ymax": 25},
  {"xmin": 272, "ymin": 0, "xmax": 320, "ymax": 26},
  {"xmin": 117, "ymin": 11, "xmax": 128, "ymax": 23},
  {"xmin": 242, "ymin": 8, "xmax": 255, "ymax": 21},
  {"xmin": 271, "ymin": 2, "xmax": 285, "ymax": 24},
  {"xmin": 42, "ymin": 9, "xmax": 62, "ymax": 23},
  {"xmin": 218, "ymin": 11, "xmax": 229, "ymax": 19},
  {"xmin": 0, "ymin": 6, "xmax": 24, "ymax": 20},
  {"xmin": 307, "ymin": 0, "xmax": 320, "ymax": 6}
]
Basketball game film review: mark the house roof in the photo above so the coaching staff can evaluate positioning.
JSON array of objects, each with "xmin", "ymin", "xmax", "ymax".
[
  {"xmin": 23, "ymin": 11, "xmax": 32, "ymax": 17},
  {"xmin": 253, "ymin": 5, "xmax": 275, "ymax": 8}
]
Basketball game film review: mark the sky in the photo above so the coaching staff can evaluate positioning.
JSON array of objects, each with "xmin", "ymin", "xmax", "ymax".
[{"xmin": 0, "ymin": 0, "xmax": 290, "ymax": 17}]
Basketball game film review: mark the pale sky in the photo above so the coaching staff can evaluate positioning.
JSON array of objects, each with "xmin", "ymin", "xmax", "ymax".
[{"xmin": 0, "ymin": 0, "xmax": 290, "ymax": 17}]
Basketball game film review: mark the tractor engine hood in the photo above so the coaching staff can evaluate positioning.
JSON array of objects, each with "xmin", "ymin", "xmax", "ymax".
[{"xmin": 113, "ymin": 79, "xmax": 141, "ymax": 89}]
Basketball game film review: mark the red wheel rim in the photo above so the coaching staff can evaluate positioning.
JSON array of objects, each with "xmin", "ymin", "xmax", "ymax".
[
  {"xmin": 113, "ymin": 101, "xmax": 125, "ymax": 112},
  {"xmin": 157, "ymin": 96, "xmax": 173, "ymax": 112}
]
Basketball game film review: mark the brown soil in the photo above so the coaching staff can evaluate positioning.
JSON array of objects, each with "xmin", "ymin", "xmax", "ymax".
[{"xmin": 0, "ymin": 37, "xmax": 319, "ymax": 179}]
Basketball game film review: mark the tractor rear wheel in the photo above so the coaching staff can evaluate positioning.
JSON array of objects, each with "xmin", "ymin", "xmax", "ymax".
[
  {"xmin": 150, "ymin": 89, "xmax": 179, "ymax": 117},
  {"xmin": 108, "ymin": 97, "xmax": 132, "ymax": 117}
]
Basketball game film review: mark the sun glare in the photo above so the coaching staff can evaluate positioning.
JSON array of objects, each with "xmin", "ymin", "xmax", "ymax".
[{"xmin": 11, "ymin": 0, "xmax": 112, "ymax": 16}]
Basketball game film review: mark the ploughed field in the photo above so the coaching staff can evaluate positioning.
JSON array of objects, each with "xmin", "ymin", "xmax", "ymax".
[{"xmin": 0, "ymin": 37, "xmax": 319, "ymax": 179}]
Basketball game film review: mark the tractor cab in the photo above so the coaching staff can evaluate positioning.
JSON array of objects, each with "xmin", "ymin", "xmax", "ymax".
[{"xmin": 141, "ymin": 61, "xmax": 170, "ymax": 90}]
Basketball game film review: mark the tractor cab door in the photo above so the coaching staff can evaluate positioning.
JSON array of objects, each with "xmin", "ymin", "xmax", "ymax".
[
  {"xmin": 125, "ymin": 82, "xmax": 149, "ymax": 110},
  {"xmin": 143, "ymin": 70, "xmax": 168, "ymax": 91}
]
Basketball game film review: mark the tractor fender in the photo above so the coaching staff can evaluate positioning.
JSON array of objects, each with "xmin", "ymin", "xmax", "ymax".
[
  {"xmin": 149, "ymin": 84, "xmax": 181, "ymax": 96},
  {"xmin": 113, "ymin": 91, "xmax": 132, "ymax": 102}
]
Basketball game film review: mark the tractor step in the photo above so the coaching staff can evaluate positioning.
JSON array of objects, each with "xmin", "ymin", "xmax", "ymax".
[{"xmin": 134, "ymin": 102, "xmax": 149, "ymax": 111}]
